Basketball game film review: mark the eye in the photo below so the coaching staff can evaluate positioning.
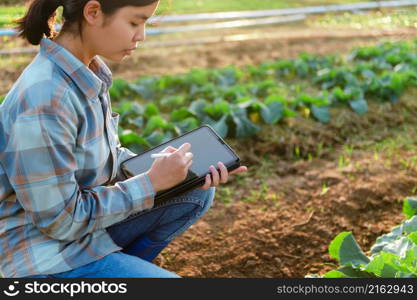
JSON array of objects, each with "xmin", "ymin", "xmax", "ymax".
[{"xmin": 130, "ymin": 22, "xmax": 139, "ymax": 27}]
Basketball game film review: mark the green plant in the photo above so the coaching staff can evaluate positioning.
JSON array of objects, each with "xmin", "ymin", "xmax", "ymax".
[
  {"xmin": 308, "ymin": 198, "xmax": 417, "ymax": 278},
  {"xmin": 107, "ymin": 38, "xmax": 417, "ymax": 152}
]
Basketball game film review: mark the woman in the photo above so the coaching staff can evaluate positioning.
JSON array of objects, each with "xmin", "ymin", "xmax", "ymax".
[{"xmin": 0, "ymin": 0, "xmax": 247, "ymax": 278}]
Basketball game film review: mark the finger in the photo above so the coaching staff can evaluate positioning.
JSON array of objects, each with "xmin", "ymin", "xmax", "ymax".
[
  {"xmin": 162, "ymin": 146, "xmax": 177, "ymax": 153},
  {"xmin": 210, "ymin": 165, "xmax": 220, "ymax": 186},
  {"xmin": 175, "ymin": 143, "xmax": 191, "ymax": 155},
  {"xmin": 229, "ymin": 166, "xmax": 248, "ymax": 176},
  {"xmin": 181, "ymin": 160, "xmax": 193, "ymax": 180},
  {"xmin": 200, "ymin": 173, "xmax": 211, "ymax": 190},
  {"xmin": 217, "ymin": 162, "xmax": 228, "ymax": 184},
  {"xmin": 184, "ymin": 152, "xmax": 194, "ymax": 163},
  {"xmin": 185, "ymin": 159, "xmax": 193, "ymax": 170}
]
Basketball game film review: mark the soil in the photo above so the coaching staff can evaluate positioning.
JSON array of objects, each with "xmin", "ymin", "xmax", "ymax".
[
  {"xmin": 1, "ymin": 26, "xmax": 417, "ymax": 95},
  {"xmin": 155, "ymin": 148, "xmax": 417, "ymax": 277},
  {"xmin": 147, "ymin": 27, "xmax": 417, "ymax": 277},
  {"xmin": 152, "ymin": 94, "xmax": 417, "ymax": 277},
  {"xmin": 1, "ymin": 24, "xmax": 417, "ymax": 277}
]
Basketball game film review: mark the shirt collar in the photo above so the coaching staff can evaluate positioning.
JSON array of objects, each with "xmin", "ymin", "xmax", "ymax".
[{"xmin": 39, "ymin": 38, "xmax": 113, "ymax": 101}]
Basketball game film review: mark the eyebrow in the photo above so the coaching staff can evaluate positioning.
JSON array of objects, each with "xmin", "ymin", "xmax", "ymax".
[{"xmin": 134, "ymin": 13, "xmax": 151, "ymax": 20}]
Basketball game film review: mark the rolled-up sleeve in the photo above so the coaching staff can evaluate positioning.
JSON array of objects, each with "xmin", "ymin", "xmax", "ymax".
[{"xmin": 1, "ymin": 101, "xmax": 155, "ymax": 242}]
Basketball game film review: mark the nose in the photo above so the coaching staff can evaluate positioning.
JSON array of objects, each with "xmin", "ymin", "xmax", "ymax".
[{"xmin": 133, "ymin": 27, "xmax": 146, "ymax": 42}]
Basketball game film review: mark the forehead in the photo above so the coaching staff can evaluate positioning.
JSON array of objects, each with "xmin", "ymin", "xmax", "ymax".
[{"xmin": 115, "ymin": 2, "xmax": 159, "ymax": 19}]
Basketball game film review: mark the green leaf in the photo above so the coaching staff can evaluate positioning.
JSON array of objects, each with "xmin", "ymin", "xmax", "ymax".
[
  {"xmin": 145, "ymin": 131, "xmax": 165, "ymax": 147},
  {"xmin": 395, "ymin": 216, "xmax": 417, "ymax": 238},
  {"xmin": 380, "ymin": 237, "xmax": 416, "ymax": 259},
  {"xmin": 202, "ymin": 115, "xmax": 229, "ymax": 138},
  {"xmin": 185, "ymin": 68, "xmax": 210, "ymax": 86},
  {"xmin": 170, "ymin": 108, "xmax": 193, "ymax": 122},
  {"xmin": 119, "ymin": 130, "xmax": 150, "ymax": 151},
  {"xmin": 113, "ymin": 101, "xmax": 143, "ymax": 117},
  {"xmin": 230, "ymin": 107, "xmax": 261, "ymax": 138},
  {"xmin": 274, "ymin": 59, "xmax": 296, "ymax": 79},
  {"xmin": 329, "ymin": 232, "xmax": 349, "ymax": 261},
  {"xmin": 237, "ymin": 99, "xmax": 255, "ymax": 109},
  {"xmin": 323, "ymin": 270, "xmax": 348, "ymax": 278},
  {"xmin": 109, "ymin": 78, "xmax": 130, "ymax": 100},
  {"xmin": 260, "ymin": 101, "xmax": 283, "ymax": 125},
  {"xmin": 119, "ymin": 130, "xmax": 143, "ymax": 144},
  {"xmin": 265, "ymin": 94, "xmax": 287, "ymax": 105},
  {"xmin": 161, "ymin": 131, "xmax": 174, "ymax": 144},
  {"xmin": 397, "ymin": 272, "xmax": 417, "ymax": 278},
  {"xmin": 408, "ymin": 232, "xmax": 417, "ymax": 245},
  {"xmin": 283, "ymin": 107, "xmax": 297, "ymax": 117},
  {"xmin": 364, "ymin": 252, "xmax": 400, "ymax": 277},
  {"xmin": 324, "ymin": 266, "xmax": 373, "ymax": 278},
  {"xmin": 189, "ymin": 99, "xmax": 209, "ymax": 119},
  {"xmin": 329, "ymin": 232, "xmax": 370, "ymax": 267},
  {"xmin": 251, "ymin": 80, "xmax": 277, "ymax": 97},
  {"xmin": 389, "ymin": 73, "xmax": 406, "ymax": 93},
  {"xmin": 403, "ymin": 198, "xmax": 417, "ymax": 219},
  {"xmin": 127, "ymin": 116, "xmax": 144, "ymax": 128},
  {"xmin": 160, "ymin": 95, "xmax": 186, "ymax": 109},
  {"xmin": 361, "ymin": 69, "xmax": 376, "ymax": 80},
  {"xmin": 130, "ymin": 102, "xmax": 144, "ymax": 115},
  {"xmin": 113, "ymin": 101, "xmax": 133, "ymax": 115},
  {"xmin": 223, "ymin": 85, "xmax": 250, "ymax": 102},
  {"xmin": 144, "ymin": 103, "xmax": 160, "ymax": 119},
  {"xmin": 143, "ymin": 115, "xmax": 167, "ymax": 136},
  {"xmin": 174, "ymin": 117, "xmax": 199, "ymax": 135},
  {"xmin": 349, "ymin": 98, "xmax": 368, "ymax": 115},
  {"xmin": 214, "ymin": 66, "xmax": 242, "ymax": 87},
  {"xmin": 204, "ymin": 101, "xmax": 231, "ymax": 120},
  {"xmin": 332, "ymin": 86, "xmax": 348, "ymax": 101},
  {"xmin": 129, "ymin": 78, "xmax": 157, "ymax": 100},
  {"xmin": 401, "ymin": 247, "xmax": 417, "ymax": 276},
  {"xmin": 371, "ymin": 216, "xmax": 417, "ymax": 255},
  {"xmin": 311, "ymin": 105, "xmax": 330, "ymax": 123},
  {"xmin": 190, "ymin": 83, "xmax": 218, "ymax": 100}
]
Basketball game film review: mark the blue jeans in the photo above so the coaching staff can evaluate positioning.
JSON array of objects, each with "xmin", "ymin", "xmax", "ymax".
[{"xmin": 27, "ymin": 187, "xmax": 215, "ymax": 278}]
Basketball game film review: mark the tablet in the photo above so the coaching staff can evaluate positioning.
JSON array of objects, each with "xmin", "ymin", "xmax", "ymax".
[{"xmin": 121, "ymin": 125, "xmax": 241, "ymax": 204}]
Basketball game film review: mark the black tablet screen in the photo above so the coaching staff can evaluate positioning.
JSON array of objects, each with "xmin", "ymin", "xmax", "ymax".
[{"xmin": 122, "ymin": 126, "xmax": 239, "ymax": 179}]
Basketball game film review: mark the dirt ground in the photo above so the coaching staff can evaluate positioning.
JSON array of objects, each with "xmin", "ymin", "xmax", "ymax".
[
  {"xmin": 153, "ymin": 92, "xmax": 417, "ymax": 277},
  {"xmin": 154, "ymin": 149, "xmax": 417, "ymax": 277},
  {"xmin": 1, "ymin": 25, "xmax": 417, "ymax": 277},
  {"xmin": 1, "ymin": 26, "xmax": 417, "ymax": 95},
  {"xmin": 146, "ymin": 27, "xmax": 417, "ymax": 278}
]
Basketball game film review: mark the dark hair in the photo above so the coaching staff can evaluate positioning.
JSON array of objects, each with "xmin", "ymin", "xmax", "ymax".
[{"xmin": 16, "ymin": 0, "xmax": 159, "ymax": 45}]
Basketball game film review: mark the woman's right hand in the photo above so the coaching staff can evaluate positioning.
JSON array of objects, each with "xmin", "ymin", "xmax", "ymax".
[{"xmin": 146, "ymin": 143, "xmax": 193, "ymax": 193}]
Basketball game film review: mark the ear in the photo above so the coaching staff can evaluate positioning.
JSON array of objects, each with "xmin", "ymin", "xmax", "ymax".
[{"xmin": 83, "ymin": 0, "xmax": 104, "ymax": 26}]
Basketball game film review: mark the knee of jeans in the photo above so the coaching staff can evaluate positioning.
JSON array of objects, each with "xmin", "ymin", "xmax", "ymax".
[
  {"xmin": 195, "ymin": 186, "xmax": 215, "ymax": 217},
  {"xmin": 163, "ymin": 187, "xmax": 215, "ymax": 220},
  {"xmin": 176, "ymin": 187, "xmax": 215, "ymax": 216}
]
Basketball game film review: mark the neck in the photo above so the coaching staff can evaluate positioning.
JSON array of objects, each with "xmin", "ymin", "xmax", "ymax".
[{"xmin": 53, "ymin": 33, "xmax": 95, "ymax": 66}]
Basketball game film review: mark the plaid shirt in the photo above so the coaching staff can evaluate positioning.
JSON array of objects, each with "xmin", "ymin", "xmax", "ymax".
[{"xmin": 0, "ymin": 38, "xmax": 156, "ymax": 277}]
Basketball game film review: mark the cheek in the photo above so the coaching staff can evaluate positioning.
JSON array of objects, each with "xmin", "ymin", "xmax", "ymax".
[{"xmin": 100, "ymin": 24, "xmax": 132, "ymax": 49}]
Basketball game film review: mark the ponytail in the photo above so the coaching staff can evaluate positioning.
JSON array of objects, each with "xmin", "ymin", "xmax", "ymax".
[{"xmin": 16, "ymin": 0, "xmax": 63, "ymax": 45}]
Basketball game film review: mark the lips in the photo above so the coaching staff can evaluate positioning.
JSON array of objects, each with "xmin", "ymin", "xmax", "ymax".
[{"xmin": 123, "ymin": 47, "xmax": 137, "ymax": 55}]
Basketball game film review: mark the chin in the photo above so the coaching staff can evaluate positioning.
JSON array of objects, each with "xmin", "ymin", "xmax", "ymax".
[{"xmin": 101, "ymin": 54, "xmax": 126, "ymax": 63}]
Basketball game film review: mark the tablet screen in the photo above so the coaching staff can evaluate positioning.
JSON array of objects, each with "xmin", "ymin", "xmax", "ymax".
[{"xmin": 122, "ymin": 126, "xmax": 239, "ymax": 180}]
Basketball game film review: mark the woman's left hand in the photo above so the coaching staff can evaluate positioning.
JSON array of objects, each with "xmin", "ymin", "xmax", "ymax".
[{"xmin": 200, "ymin": 162, "xmax": 248, "ymax": 190}]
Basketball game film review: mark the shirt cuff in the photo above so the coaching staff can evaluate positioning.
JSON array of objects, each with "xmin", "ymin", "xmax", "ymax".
[{"xmin": 122, "ymin": 172, "xmax": 156, "ymax": 211}]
